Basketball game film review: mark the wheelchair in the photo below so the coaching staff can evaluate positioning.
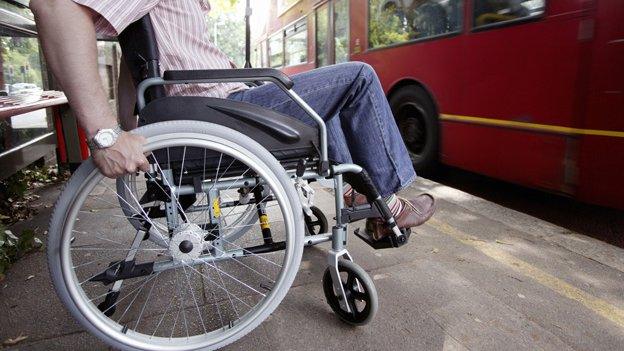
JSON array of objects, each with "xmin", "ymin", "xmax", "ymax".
[{"xmin": 47, "ymin": 15, "xmax": 410, "ymax": 350}]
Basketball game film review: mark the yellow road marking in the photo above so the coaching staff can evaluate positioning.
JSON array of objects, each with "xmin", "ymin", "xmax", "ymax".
[
  {"xmin": 440, "ymin": 114, "xmax": 624, "ymax": 138},
  {"xmin": 428, "ymin": 218, "xmax": 624, "ymax": 329}
]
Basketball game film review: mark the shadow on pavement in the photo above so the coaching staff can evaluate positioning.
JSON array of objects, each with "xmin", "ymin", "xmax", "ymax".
[{"xmin": 429, "ymin": 166, "xmax": 624, "ymax": 249}]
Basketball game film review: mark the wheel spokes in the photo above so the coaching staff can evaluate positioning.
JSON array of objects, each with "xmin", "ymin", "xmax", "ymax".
[{"xmin": 60, "ymin": 130, "xmax": 301, "ymax": 347}]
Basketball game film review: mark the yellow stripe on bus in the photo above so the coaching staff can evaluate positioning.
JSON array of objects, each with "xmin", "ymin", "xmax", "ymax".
[{"xmin": 440, "ymin": 114, "xmax": 624, "ymax": 138}]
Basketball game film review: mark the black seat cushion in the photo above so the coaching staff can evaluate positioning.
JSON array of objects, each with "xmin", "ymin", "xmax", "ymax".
[{"xmin": 139, "ymin": 96, "xmax": 319, "ymax": 180}]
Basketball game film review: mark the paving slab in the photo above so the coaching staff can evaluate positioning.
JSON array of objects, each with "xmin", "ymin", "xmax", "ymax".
[{"xmin": 0, "ymin": 178, "xmax": 623, "ymax": 351}]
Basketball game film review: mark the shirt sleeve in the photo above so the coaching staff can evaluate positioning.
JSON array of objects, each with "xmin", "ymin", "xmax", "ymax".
[
  {"xmin": 72, "ymin": 0, "xmax": 160, "ymax": 36},
  {"xmin": 202, "ymin": 1, "xmax": 211, "ymax": 12}
]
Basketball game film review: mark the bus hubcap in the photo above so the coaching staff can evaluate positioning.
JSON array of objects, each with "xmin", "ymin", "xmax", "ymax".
[{"xmin": 398, "ymin": 102, "xmax": 427, "ymax": 155}]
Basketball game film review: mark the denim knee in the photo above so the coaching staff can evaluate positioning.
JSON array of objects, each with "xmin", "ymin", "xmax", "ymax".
[
  {"xmin": 335, "ymin": 61, "xmax": 376, "ymax": 78},
  {"xmin": 358, "ymin": 62, "xmax": 376, "ymax": 76}
]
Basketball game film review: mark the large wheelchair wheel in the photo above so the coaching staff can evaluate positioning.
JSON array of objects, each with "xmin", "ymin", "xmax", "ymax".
[{"xmin": 48, "ymin": 120, "xmax": 304, "ymax": 351}]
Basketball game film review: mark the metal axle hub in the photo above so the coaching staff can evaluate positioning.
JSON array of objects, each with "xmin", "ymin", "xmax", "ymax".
[{"xmin": 169, "ymin": 222, "xmax": 208, "ymax": 262}]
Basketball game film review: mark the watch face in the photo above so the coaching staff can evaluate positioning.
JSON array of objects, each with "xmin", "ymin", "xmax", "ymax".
[{"xmin": 95, "ymin": 129, "xmax": 116, "ymax": 148}]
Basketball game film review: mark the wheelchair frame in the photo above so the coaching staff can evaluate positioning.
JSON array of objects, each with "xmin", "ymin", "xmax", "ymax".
[
  {"xmin": 46, "ymin": 14, "xmax": 414, "ymax": 350},
  {"xmin": 135, "ymin": 73, "xmax": 408, "ymax": 314}
]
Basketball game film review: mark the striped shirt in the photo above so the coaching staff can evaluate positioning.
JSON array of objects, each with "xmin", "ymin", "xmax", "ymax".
[{"xmin": 73, "ymin": 0, "xmax": 247, "ymax": 99}]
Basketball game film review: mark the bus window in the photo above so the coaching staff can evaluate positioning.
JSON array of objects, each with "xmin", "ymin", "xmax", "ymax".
[
  {"xmin": 269, "ymin": 33, "xmax": 284, "ymax": 68},
  {"xmin": 369, "ymin": 0, "xmax": 463, "ymax": 49},
  {"xmin": 285, "ymin": 19, "xmax": 308, "ymax": 66},
  {"xmin": 334, "ymin": 0, "xmax": 349, "ymax": 63},
  {"xmin": 316, "ymin": 3, "xmax": 330, "ymax": 67},
  {"xmin": 473, "ymin": 0, "xmax": 545, "ymax": 27}
]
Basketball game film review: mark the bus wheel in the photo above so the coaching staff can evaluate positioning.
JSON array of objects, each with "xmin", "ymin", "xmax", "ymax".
[{"xmin": 390, "ymin": 86, "xmax": 439, "ymax": 175}]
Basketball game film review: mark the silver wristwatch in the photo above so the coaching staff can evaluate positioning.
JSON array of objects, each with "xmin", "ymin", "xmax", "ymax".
[{"xmin": 87, "ymin": 125, "xmax": 122, "ymax": 151}]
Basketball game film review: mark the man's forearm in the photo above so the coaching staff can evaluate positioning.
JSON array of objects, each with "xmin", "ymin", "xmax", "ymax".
[{"xmin": 31, "ymin": 0, "xmax": 117, "ymax": 138}]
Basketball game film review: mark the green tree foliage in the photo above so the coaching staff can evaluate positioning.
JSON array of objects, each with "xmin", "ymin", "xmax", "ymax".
[
  {"xmin": 334, "ymin": 0, "xmax": 349, "ymax": 63},
  {"xmin": 206, "ymin": 0, "xmax": 246, "ymax": 67},
  {"xmin": 1, "ymin": 37, "xmax": 43, "ymax": 87},
  {"xmin": 368, "ymin": 0, "xmax": 410, "ymax": 49},
  {"xmin": 316, "ymin": 5, "xmax": 329, "ymax": 67}
]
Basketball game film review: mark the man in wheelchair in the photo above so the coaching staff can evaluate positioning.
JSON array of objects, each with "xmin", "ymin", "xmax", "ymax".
[
  {"xmin": 31, "ymin": 0, "xmax": 434, "ymax": 241},
  {"xmin": 31, "ymin": 1, "xmax": 439, "ymax": 347}
]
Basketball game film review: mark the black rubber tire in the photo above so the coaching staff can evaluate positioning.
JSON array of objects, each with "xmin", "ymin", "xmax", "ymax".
[
  {"xmin": 322, "ymin": 260, "xmax": 378, "ymax": 326},
  {"xmin": 389, "ymin": 85, "xmax": 439, "ymax": 175},
  {"xmin": 304, "ymin": 206, "xmax": 328, "ymax": 236}
]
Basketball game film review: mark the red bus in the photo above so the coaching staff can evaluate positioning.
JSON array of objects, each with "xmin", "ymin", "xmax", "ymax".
[{"xmin": 252, "ymin": 0, "xmax": 624, "ymax": 209}]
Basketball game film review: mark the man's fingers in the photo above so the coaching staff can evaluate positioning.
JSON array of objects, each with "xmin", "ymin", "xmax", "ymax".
[
  {"xmin": 102, "ymin": 167, "xmax": 122, "ymax": 179},
  {"xmin": 101, "ymin": 170, "xmax": 113, "ymax": 178},
  {"xmin": 138, "ymin": 157, "xmax": 150, "ymax": 172},
  {"xmin": 133, "ymin": 134, "xmax": 150, "ymax": 157},
  {"xmin": 122, "ymin": 157, "xmax": 149, "ymax": 175}
]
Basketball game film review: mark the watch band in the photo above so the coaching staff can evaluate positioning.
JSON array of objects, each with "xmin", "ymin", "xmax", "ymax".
[{"xmin": 86, "ymin": 137, "xmax": 97, "ymax": 151}]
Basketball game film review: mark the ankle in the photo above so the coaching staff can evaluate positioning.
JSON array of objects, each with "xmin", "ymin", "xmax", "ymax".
[
  {"xmin": 343, "ymin": 184, "xmax": 354, "ymax": 197},
  {"xmin": 384, "ymin": 194, "xmax": 404, "ymax": 216}
]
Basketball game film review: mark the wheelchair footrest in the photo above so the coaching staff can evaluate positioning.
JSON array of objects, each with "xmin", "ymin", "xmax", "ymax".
[{"xmin": 354, "ymin": 227, "xmax": 411, "ymax": 249}]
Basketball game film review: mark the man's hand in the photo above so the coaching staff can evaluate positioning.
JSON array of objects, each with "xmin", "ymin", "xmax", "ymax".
[{"xmin": 92, "ymin": 132, "xmax": 150, "ymax": 178}]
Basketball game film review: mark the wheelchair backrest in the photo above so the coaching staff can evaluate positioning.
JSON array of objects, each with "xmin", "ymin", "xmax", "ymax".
[{"xmin": 118, "ymin": 14, "xmax": 166, "ymax": 103}]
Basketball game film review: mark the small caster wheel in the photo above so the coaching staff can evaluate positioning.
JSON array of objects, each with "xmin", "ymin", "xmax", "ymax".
[
  {"xmin": 322, "ymin": 260, "xmax": 378, "ymax": 325},
  {"xmin": 304, "ymin": 206, "xmax": 328, "ymax": 236}
]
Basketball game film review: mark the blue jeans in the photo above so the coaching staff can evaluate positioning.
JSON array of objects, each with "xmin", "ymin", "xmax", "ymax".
[{"xmin": 227, "ymin": 62, "xmax": 416, "ymax": 197}]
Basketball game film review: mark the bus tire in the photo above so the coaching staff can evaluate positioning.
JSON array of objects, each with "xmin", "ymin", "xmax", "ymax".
[{"xmin": 390, "ymin": 86, "xmax": 439, "ymax": 175}]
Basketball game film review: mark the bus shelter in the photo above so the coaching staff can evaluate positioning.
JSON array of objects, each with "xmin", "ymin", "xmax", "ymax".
[{"xmin": 0, "ymin": 0, "xmax": 122, "ymax": 178}]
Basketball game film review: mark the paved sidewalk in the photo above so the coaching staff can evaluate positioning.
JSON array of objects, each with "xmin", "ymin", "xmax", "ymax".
[{"xmin": 1, "ymin": 178, "xmax": 623, "ymax": 350}]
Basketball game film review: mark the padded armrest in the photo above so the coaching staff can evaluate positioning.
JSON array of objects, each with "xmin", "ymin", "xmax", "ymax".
[{"xmin": 163, "ymin": 68, "xmax": 294, "ymax": 89}]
